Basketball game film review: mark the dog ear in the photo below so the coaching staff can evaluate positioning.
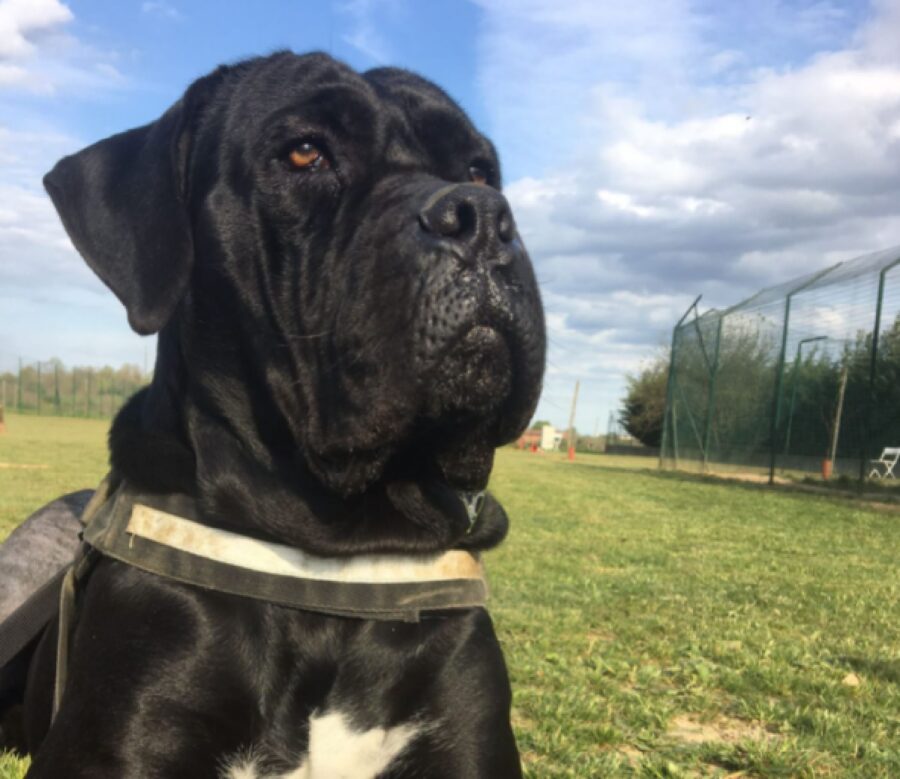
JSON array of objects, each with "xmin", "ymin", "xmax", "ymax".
[{"xmin": 43, "ymin": 84, "xmax": 208, "ymax": 335}]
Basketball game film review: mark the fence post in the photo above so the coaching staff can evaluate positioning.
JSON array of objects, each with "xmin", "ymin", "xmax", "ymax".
[
  {"xmin": 37, "ymin": 362, "xmax": 42, "ymax": 415},
  {"xmin": 17, "ymin": 358, "xmax": 22, "ymax": 412},
  {"xmin": 87, "ymin": 370, "xmax": 93, "ymax": 417},
  {"xmin": 659, "ymin": 295, "xmax": 701, "ymax": 469},
  {"xmin": 768, "ymin": 264, "xmax": 841, "ymax": 485},
  {"xmin": 702, "ymin": 315, "xmax": 723, "ymax": 471},
  {"xmin": 54, "ymin": 363, "xmax": 61, "ymax": 415},
  {"xmin": 859, "ymin": 256, "xmax": 900, "ymax": 485},
  {"xmin": 783, "ymin": 336, "xmax": 828, "ymax": 457}
]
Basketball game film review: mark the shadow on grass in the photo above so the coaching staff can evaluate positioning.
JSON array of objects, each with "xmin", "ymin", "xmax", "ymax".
[
  {"xmin": 840, "ymin": 656, "xmax": 900, "ymax": 685},
  {"xmin": 560, "ymin": 458, "xmax": 900, "ymax": 511}
]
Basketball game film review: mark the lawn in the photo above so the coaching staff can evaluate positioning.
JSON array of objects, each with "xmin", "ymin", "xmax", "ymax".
[
  {"xmin": 0, "ymin": 413, "xmax": 109, "ymax": 541},
  {"xmin": 2, "ymin": 416, "xmax": 899, "ymax": 777}
]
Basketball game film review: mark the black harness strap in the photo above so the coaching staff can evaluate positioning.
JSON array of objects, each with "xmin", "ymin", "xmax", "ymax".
[
  {"xmin": 51, "ymin": 480, "xmax": 489, "ymax": 720},
  {"xmin": 53, "ymin": 545, "xmax": 99, "ymax": 717},
  {"xmin": 0, "ymin": 567, "xmax": 68, "ymax": 674}
]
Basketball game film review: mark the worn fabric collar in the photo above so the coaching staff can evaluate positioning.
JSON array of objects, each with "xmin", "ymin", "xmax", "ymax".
[{"xmin": 79, "ymin": 480, "xmax": 489, "ymax": 623}]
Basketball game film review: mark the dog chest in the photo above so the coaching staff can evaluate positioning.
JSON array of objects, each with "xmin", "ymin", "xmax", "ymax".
[{"xmin": 222, "ymin": 710, "xmax": 420, "ymax": 779}]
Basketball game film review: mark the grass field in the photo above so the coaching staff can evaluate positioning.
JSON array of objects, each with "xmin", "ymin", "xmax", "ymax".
[{"xmin": 2, "ymin": 414, "xmax": 899, "ymax": 777}]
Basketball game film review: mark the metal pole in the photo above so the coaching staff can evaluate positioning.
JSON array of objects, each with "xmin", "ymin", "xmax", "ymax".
[
  {"xmin": 17, "ymin": 358, "xmax": 22, "ymax": 412},
  {"xmin": 859, "ymin": 257, "xmax": 900, "ymax": 484},
  {"xmin": 659, "ymin": 295, "xmax": 701, "ymax": 469},
  {"xmin": 768, "ymin": 297, "xmax": 793, "ymax": 484},
  {"xmin": 566, "ymin": 380, "xmax": 580, "ymax": 461},
  {"xmin": 672, "ymin": 400, "xmax": 679, "ymax": 466},
  {"xmin": 768, "ymin": 264, "xmax": 840, "ymax": 484},
  {"xmin": 829, "ymin": 362, "xmax": 849, "ymax": 471},
  {"xmin": 702, "ymin": 315, "xmax": 724, "ymax": 470},
  {"xmin": 87, "ymin": 370, "xmax": 93, "ymax": 417},
  {"xmin": 784, "ymin": 336, "xmax": 827, "ymax": 456},
  {"xmin": 54, "ymin": 363, "xmax": 60, "ymax": 415},
  {"xmin": 37, "ymin": 362, "xmax": 42, "ymax": 415}
]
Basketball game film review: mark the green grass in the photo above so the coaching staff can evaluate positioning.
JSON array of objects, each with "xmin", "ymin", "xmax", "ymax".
[
  {"xmin": 2, "ymin": 416, "xmax": 899, "ymax": 777},
  {"xmin": 0, "ymin": 413, "xmax": 109, "ymax": 541}
]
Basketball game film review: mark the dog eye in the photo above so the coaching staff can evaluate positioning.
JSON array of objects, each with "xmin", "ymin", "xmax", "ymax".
[
  {"xmin": 468, "ymin": 165, "xmax": 488, "ymax": 185},
  {"xmin": 288, "ymin": 142, "xmax": 330, "ymax": 171}
]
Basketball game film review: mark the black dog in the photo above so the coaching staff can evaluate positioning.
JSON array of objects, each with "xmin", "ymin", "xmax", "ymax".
[{"xmin": 14, "ymin": 51, "xmax": 545, "ymax": 777}]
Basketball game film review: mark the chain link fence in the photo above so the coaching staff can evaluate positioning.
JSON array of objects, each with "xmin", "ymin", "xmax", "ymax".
[
  {"xmin": 660, "ymin": 246, "xmax": 900, "ymax": 484},
  {"xmin": 0, "ymin": 358, "xmax": 148, "ymax": 420}
]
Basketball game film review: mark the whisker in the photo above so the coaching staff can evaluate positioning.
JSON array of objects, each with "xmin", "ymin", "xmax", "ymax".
[{"xmin": 280, "ymin": 331, "xmax": 332, "ymax": 341}]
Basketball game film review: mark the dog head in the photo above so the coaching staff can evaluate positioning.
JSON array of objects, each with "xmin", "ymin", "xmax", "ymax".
[{"xmin": 45, "ymin": 52, "xmax": 545, "ymax": 551}]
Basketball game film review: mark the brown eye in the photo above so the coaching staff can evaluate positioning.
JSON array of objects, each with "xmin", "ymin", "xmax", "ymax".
[
  {"xmin": 288, "ymin": 142, "xmax": 329, "ymax": 170},
  {"xmin": 468, "ymin": 165, "xmax": 488, "ymax": 185}
]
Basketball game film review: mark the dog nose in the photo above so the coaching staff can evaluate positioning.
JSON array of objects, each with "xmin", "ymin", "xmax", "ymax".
[{"xmin": 418, "ymin": 184, "xmax": 516, "ymax": 254}]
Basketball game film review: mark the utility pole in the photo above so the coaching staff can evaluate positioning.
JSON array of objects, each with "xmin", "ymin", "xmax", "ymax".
[
  {"xmin": 827, "ymin": 362, "xmax": 850, "ymax": 478},
  {"xmin": 566, "ymin": 380, "xmax": 580, "ymax": 461}
]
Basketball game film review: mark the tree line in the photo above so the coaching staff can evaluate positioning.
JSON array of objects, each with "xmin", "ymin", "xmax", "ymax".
[{"xmin": 0, "ymin": 359, "xmax": 148, "ymax": 419}]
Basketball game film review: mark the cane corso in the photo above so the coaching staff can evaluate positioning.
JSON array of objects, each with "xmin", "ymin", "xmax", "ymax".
[{"xmin": 14, "ymin": 51, "xmax": 545, "ymax": 777}]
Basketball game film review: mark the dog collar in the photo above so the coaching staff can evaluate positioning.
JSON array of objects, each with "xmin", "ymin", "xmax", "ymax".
[
  {"xmin": 52, "ymin": 479, "xmax": 489, "ymax": 721},
  {"xmin": 78, "ymin": 481, "xmax": 488, "ymax": 623}
]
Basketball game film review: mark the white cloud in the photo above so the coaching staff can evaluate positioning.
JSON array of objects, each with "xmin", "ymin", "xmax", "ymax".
[
  {"xmin": 338, "ymin": 0, "xmax": 394, "ymax": 63},
  {"xmin": 0, "ymin": 0, "xmax": 124, "ymax": 94},
  {"xmin": 141, "ymin": 2, "xmax": 184, "ymax": 22},
  {"xmin": 0, "ymin": 0, "xmax": 71, "ymax": 59},
  {"xmin": 0, "ymin": 0, "xmax": 141, "ymax": 368},
  {"xmin": 0, "ymin": 124, "xmax": 149, "ymax": 371},
  {"xmin": 475, "ymin": 0, "xmax": 900, "ymax": 430},
  {"xmin": 855, "ymin": 0, "xmax": 900, "ymax": 64},
  {"xmin": 0, "ymin": 128, "xmax": 90, "ymax": 287}
]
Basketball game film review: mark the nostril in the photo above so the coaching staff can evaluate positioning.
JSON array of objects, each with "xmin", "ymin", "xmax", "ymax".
[
  {"xmin": 456, "ymin": 201, "xmax": 477, "ymax": 238},
  {"xmin": 497, "ymin": 207, "xmax": 514, "ymax": 243}
]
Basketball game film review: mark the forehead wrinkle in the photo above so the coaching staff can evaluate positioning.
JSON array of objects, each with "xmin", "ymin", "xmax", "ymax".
[
  {"xmin": 370, "ymin": 91, "xmax": 496, "ymax": 178},
  {"xmin": 232, "ymin": 51, "xmax": 376, "ymax": 123},
  {"xmin": 281, "ymin": 83, "xmax": 379, "ymax": 135},
  {"xmin": 379, "ymin": 107, "xmax": 425, "ymax": 168}
]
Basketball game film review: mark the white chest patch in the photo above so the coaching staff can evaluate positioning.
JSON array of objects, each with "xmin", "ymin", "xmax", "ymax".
[{"xmin": 222, "ymin": 710, "xmax": 420, "ymax": 779}]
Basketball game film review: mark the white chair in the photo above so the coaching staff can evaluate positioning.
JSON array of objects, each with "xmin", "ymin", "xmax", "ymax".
[{"xmin": 868, "ymin": 447, "xmax": 900, "ymax": 479}]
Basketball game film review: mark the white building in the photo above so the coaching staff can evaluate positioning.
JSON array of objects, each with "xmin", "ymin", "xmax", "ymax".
[{"xmin": 541, "ymin": 425, "xmax": 564, "ymax": 451}]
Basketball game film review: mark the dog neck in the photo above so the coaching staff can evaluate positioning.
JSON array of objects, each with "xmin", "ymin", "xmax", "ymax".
[{"xmin": 108, "ymin": 382, "xmax": 509, "ymax": 559}]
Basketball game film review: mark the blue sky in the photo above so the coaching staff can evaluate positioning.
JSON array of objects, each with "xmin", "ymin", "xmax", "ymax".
[{"xmin": 2, "ymin": 0, "xmax": 900, "ymax": 434}]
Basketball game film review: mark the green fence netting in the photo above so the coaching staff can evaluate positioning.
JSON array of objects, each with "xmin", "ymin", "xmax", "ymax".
[
  {"xmin": 0, "ymin": 359, "xmax": 148, "ymax": 419},
  {"xmin": 660, "ymin": 246, "xmax": 900, "ymax": 482}
]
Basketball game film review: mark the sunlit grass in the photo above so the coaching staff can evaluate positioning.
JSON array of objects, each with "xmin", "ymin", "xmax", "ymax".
[{"xmin": 0, "ymin": 413, "xmax": 108, "ymax": 541}]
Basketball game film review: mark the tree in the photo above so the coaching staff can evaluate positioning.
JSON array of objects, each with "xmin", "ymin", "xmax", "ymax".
[{"xmin": 619, "ymin": 355, "xmax": 668, "ymax": 447}]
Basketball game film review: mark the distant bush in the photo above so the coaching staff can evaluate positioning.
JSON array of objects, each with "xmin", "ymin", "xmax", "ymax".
[{"xmin": 619, "ymin": 355, "xmax": 668, "ymax": 447}]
